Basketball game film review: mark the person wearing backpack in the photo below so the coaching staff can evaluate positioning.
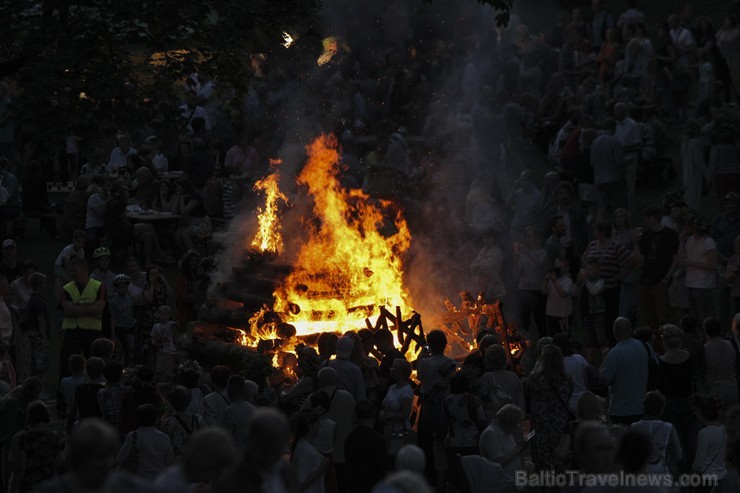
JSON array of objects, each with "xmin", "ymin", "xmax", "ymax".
[
  {"xmin": 442, "ymin": 371, "xmax": 486, "ymax": 492},
  {"xmin": 478, "ymin": 345, "xmax": 523, "ymax": 420}
]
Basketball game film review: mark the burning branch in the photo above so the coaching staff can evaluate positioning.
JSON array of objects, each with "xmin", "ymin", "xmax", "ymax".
[
  {"xmin": 251, "ymin": 161, "xmax": 288, "ymax": 254},
  {"xmin": 442, "ymin": 291, "xmax": 527, "ymax": 370},
  {"xmin": 282, "ymin": 32, "xmax": 295, "ymax": 48}
]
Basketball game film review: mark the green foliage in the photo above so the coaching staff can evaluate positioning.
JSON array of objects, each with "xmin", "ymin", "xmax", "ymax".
[
  {"xmin": 423, "ymin": 0, "xmax": 514, "ymax": 26},
  {"xmin": 0, "ymin": 0, "xmax": 323, "ymax": 155},
  {"xmin": 2, "ymin": 0, "xmax": 514, "ymax": 158}
]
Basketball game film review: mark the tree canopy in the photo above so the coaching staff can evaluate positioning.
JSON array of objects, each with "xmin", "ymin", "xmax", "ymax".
[
  {"xmin": 1, "ymin": 0, "xmax": 513, "ymax": 158},
  {"xmin": 1, "ymin": 0, "xmax": 324, "ymax": 154}
]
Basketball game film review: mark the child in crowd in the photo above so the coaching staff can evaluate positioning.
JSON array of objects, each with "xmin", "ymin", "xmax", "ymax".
[
  {"xmin": 110, "ymin": 274, "xmax": 137, "ymax": 366},
  {"xmin": 68, "ymin": 356, "xmax": 106, "ymax": 430},
  {"xmin": 90, "ymin": 247, "xmax": 116, "ymax": 300},
  {"xmin": 97, "ymin": 361, "xmax": 126, "ymax": 428},
  {"xmin": 58, "ymin": 354, "xmax": 86, "ymax": 419},
  {"xmin": 543, "ymin": 258, "xmax": 573, "ymax": 336},
  {"xmin": 54, "ymin": 229, "xmax": 86, "ymax": 283},
  {"xmin": 150, "ymin": 305, "xmax": 177, "ymax": 379},
  {"xmin": 572, "ymin": 258, "xmax": 609, "ymax": 361}
]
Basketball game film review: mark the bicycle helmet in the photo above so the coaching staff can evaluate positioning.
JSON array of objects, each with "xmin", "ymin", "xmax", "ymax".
[
  {"xmin": 113, "ymin": 274, "xmax": 130, "ymax": 285},
  {"xmin": 93, "ymin": 247, "xmax": 111, "ymax": 259}
]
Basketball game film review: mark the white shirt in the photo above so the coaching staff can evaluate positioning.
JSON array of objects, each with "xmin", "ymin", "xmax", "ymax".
[
  {"xmin": 152, "ymin": 153, "xmax": 169, "ymax": 173},
  {"xmin": 517, "ymin": 248, "xmax": 547, "ymax": 291},
  {"xmin": 118, "ymin": 426, "xmax": 175, "ymax": 480},
  {"xmin": 291, "ymin": 438, "xmax": 326, "ymax": 493},
  {"xmin": 54, "ymin": 244, "xmax": 84, "ymax": 268},
  {"xmin": 179, "ymin": 104, "xmax": 211, "ymax": 133},
  {"xmin": 545, "ymin": 276, "xmax": 573, "ymax": 317},
  {"xmin": 203, "ymin": 389, "xmax": 230, "ymax": 426},
  {"xmin": 479, "ymin": 423, "xmax": 522, "ymax": 475},
  {"xmin": 327, "ymin": 358, "xmax": 366, "ymax": 401},
  {"xmin": 382, "ymin": 383, "xmax": 414, "ymax": 433},
  {"xmin": 220, "ymin": 401, "xmax": 256, "ymax": 450},
  {"xmin": 685, "ymin": 235, "xmax": 717, "ymax": 289},
  {"xmin": 693, "ymin": 424, "xmax": 726, "ymax": 479},
  {"xmin": 510, "ymin": 187, "xmax": 543, "ymax": 232},
  {"xmin": 151, "ymin": 322, "xmax": 177, "ymax": 354},
  {"xmin": 670, "ymin": 27, "xmax": 696, "ymax": 67},
  {"xmin": 615, "ymin": 117, "xmax": 642, "ymax": 158},
  {"xmin": 107, "ymin": 146, "xmax": 137, "ymax": 173},
  {"xmin": 85, "ymin": 192, "xmax": 107, "ymax": 229}
]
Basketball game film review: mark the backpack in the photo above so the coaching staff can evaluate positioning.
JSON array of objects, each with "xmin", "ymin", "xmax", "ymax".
[{"xmin": 479, "ymin": 372, "xmax": 513, "ymax": 418}]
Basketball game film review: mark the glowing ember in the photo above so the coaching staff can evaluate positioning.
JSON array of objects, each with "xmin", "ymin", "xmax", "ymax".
[
  {"xmin": 251, "ymin": 160, "xmax": 289, "ymax": 254},
  {"xmin": 282, "ymin": 32, "xmax": 295, "ymax": 48},
  {"xmin": 273, "ymin": 134, "xmax": 413, "ymax": 336},
  {"xmin": 317, "ymin": 37, "xmax": 348, "ymax": 66}
]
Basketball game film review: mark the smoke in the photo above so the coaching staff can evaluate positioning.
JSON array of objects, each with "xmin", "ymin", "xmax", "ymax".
[{"xmin": 212, "ymin": 0, "xmax": 561, "ymax": 328}]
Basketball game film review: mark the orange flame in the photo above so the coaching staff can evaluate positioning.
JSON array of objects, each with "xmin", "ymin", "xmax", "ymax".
[
  {"xmin": 282, "ymin": 32, "xmax": 295, "ymax": 48},
  {"xmin": 251, "ymin": 161, "xmax": 288, "ymax": 254},
  {"xmin": 273, "ymin": 134, "xmax": 413, "ymax": 336},
  {"xmin": 317, "ymin": 37, "xmax": 349, "ymax": 66}
]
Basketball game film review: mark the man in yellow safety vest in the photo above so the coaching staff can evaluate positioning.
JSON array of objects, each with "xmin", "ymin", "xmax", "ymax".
[{"xmin": 60, "ymin": 257, "xmax": 106, "ymax": 377}]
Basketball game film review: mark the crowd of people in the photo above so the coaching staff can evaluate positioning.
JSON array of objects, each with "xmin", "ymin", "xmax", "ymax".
[{"xmin": 0, "ymin": 0, "xmax": 738, "ymax": 492}]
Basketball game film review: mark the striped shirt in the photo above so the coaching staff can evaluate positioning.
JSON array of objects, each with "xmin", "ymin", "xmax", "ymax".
[{"xmin": 583, "ymin": 240, "xmax": 632, "ymax": 288}]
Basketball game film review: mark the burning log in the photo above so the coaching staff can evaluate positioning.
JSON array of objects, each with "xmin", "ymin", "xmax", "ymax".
[
  {"xmin": 442, "ymin": 293, "xmax": 528, "ymax": 372},
  {"xmin": 399, "ymin": 312, "xmax": 425, "ymax": 355}
]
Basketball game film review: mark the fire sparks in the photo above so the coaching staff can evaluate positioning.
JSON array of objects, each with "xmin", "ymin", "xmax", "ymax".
[
  {"xmin": 317, "ymin": 37, "xmax": 349, "ymax": 66},
  {"xmin": 273, "ymin": 134, "xmax": 413, "ymax": 336},
  {"xmin": 251, "ymin": 160, "xmax": 288, "ymax": 254},
  {"xmin": 282, "ymin": 32, "xmax": 295, "ymax": 48}
]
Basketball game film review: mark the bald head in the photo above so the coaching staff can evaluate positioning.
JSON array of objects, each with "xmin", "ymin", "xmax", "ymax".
[{"xmin": 613, "ymin": 317, "xmax": 633, "ymax": 341}]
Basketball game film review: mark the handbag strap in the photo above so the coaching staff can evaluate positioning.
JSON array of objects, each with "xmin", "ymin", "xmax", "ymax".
[{"xmin": 700, "ymin": 426, "xmax": 725, "ymax": 475}]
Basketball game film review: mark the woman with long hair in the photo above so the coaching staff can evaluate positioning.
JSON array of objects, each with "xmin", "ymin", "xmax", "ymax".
[
  {"xmin": 526, "ymin": 344, "xmax": 573, "ymax": 470},
  {"xmin": 659, "ymin": 324, "xmax": 696, "ymax": 472}
]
